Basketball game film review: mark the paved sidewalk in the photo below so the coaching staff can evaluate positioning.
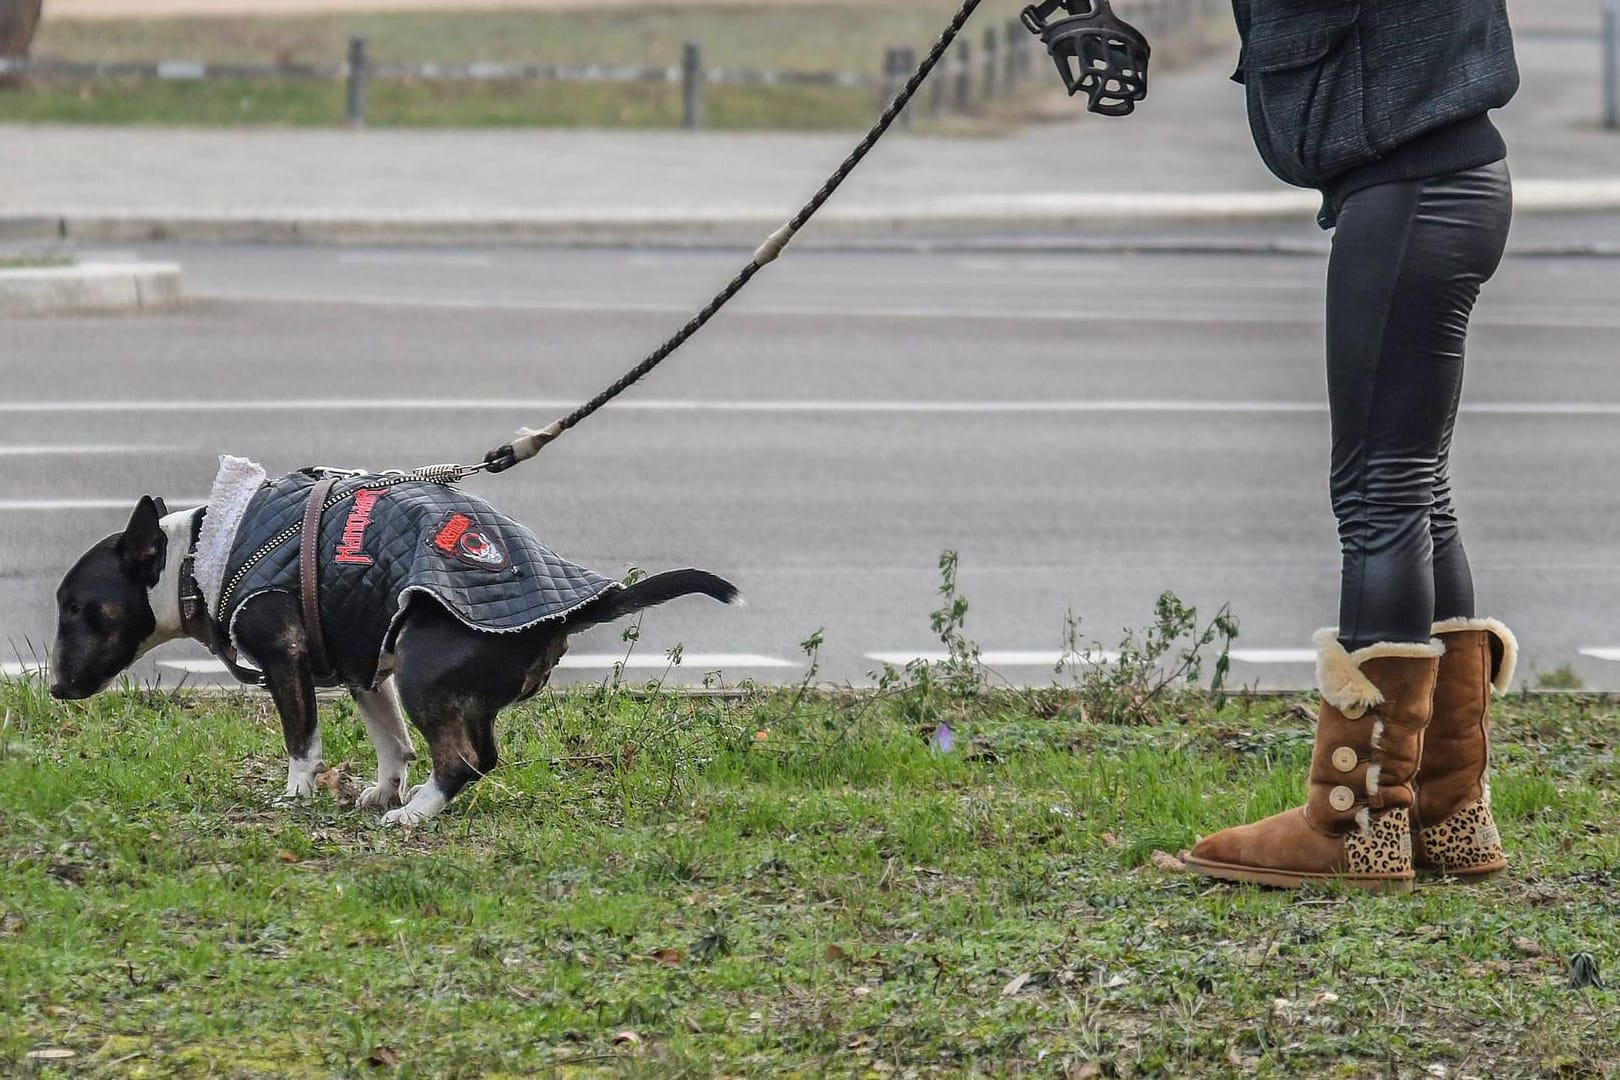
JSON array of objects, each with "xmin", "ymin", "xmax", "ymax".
[{"xmin": 1, "ymin": 26, "xmax": 1615, "ymax": 242}]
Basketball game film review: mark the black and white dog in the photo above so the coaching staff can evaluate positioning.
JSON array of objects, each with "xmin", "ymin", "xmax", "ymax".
[{"xmin": 49, "ymin": 457, "xmax": 738, "ymax": 825}]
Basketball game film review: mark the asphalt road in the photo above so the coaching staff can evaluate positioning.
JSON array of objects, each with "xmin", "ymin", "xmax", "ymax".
[{"xmin": 5, "ymin": 228, "xmax": 1620, "ymax": 690}]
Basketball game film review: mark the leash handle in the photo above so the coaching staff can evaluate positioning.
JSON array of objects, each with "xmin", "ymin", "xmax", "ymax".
[{"xmin": 480, "ymin": 0, "xmax": 987, "ymax": 475}]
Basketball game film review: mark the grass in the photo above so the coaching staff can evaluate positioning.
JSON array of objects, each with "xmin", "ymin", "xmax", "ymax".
[
  {"xmin": 4, "ymin": 672, "xmax": 1620, "ymax": 1077},
  {"xmin": 0, "ymin": 4, "xmax": 1033, "ymax": 130}
]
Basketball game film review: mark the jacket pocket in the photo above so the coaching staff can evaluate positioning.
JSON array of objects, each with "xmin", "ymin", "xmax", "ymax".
[{"xmin": 1238, "ymin": 5, "xmax": 1375, "ymax": 188}]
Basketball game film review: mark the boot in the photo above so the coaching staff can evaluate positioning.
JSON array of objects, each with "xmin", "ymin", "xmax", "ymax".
[
  {"xmin": 1412, "ymin": 618, "xmax": 1516, "ymax": 877},
  {"xmin": 1182, "ymin": 630, "xmax": 1443, "ymax": 892}
]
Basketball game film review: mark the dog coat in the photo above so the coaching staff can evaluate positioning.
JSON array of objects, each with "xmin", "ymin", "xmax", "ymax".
[{"xmin": 210, "ymin": 466, "xmax": 621, "ymax": 689}]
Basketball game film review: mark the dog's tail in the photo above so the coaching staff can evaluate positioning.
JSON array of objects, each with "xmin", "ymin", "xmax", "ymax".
[{"xmin": 573, "ymin": 569, "xmax": 741, "ymax": 628}]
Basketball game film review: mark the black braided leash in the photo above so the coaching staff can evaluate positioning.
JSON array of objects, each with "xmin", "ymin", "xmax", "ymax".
[{"xmin": 475, "ymin": 0, "xmax": 988, "ymax": 475}]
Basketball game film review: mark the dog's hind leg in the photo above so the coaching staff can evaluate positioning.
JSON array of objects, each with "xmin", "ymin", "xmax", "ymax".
[
  {"xmin": 233, "ymin": 593, "xmax": 322, "ymax": 800},
  {"xmin": 353, "ymin": 680, "xmax": 416, "ymax": 810},
  {"xmin": 381, "ymin": 603, "xmax": 523, "ymax": 826}
]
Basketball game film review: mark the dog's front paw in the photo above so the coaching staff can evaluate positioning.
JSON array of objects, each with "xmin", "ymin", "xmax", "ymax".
[
  {"xmin": 358, "ymin": 773, "xmax": 409, "ymax": 810},
  {"xmin": 282, "ymin": 774, "xmax": 318, "ymax": 800},
  {"xmin": 381, "ymin": 780, "xmax": 446, "ymax": 827}
]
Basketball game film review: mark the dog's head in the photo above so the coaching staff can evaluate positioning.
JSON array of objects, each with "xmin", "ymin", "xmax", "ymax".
[{"xmin": 50, "ymin": 496, "xmax": 169, "ymax": 700}]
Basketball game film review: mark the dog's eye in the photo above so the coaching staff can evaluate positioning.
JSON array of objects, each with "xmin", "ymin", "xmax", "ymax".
[{"xmin": 66, "ymin": 602, "xmax": 82, "ymax": 618}]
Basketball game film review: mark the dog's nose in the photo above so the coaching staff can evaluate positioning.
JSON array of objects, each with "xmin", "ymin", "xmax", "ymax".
[{"xmin": 49, "ymin": 680, "xmax": 71, "ymax": 699}]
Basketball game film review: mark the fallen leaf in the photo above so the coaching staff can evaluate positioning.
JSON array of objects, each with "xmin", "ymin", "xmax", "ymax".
[
  {"xmin": 365, "ymin": 1045, "xmax": 400, "ymax": 1068},
  {"xmin": 25, "ymin": 1049, "xmax": 77, "ymax": 1061},
  {"xmin": 1002, "ymin": 972, "xmax": 1032, "ymax": 997},
  {"xmin": 651, "ymin": 948, "xmax": 683, "ymax": 966},
  {"xmin": 1151, "ymin": 850, "xmax": 1185, "ymax": 873},
  {"xmin": 754, "ymin": 729, "xmax": 769, "ymax": 743},
  {"xmin": 277, "ymin": 850, "xmax": 299, "ymax": 864},
  {"xmin": 1068, "ymin": 1063, "xmax": 1102, "ymax": 1079},
  {"xmin": 825, "ymin": 944, "xmax": 849, "ymax": 962},
  {"xmin": 1512, "ymin": 937, "xmax": 1545, "ymax": 958},
  {"xmin": 613, "ymin": 1030, "xmax": 641, "ymax": 1046},
  {"xmin": 1099, "ymin": 831, "xmax": 1120, "ymax": 848},
  {"xmin": 1311, "ymin": 990, "xmax": 1340, "ymax": 1006}
]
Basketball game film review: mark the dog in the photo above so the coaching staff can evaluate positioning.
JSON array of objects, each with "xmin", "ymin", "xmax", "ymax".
[{"xmin": 49, "ymin": 457, "xmax": 738, "ymax": 825}]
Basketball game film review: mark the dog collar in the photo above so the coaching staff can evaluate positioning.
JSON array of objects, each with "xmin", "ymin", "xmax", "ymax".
[{"xmin": 179, "ymin": 508, "xmax": 264, "ymax": 685}]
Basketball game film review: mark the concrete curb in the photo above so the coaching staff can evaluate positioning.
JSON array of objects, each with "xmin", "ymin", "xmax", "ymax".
[
  {"xmin": 0, "ymin": 262, "xmax": 183, "ymax": 316},
  {"xmin": 8, "ymin": 179, "xmax": 1618, "ymax": 247}
]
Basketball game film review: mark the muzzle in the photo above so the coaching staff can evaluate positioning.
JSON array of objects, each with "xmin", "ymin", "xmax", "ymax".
[{"xmin": 1021, "ymin": 0, "xmax": 1151, "ymax": 117}]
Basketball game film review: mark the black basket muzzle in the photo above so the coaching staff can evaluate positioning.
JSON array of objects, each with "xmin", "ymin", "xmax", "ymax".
[{"xmin": 1021, "ymin": 0, "xmax": 1151, "ymax": 116}]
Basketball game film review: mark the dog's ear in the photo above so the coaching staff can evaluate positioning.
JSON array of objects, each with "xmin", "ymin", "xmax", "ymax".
[
  {"xmin": 151, "ymin": 496, "xmax": 169, "ymax": 518},
  {"xmin": 116, "ymin": 496, "xmax": 168, "ymax": 588}
]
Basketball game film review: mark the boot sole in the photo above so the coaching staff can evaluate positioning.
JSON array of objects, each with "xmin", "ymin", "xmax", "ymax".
[
  {"xmin": 1180, "ymin": 854, "xmax": 1414, "ymax": 893},
  {"xmin": 1415, "ymin": 860, "xmax": 1508, "ymax": 880}
]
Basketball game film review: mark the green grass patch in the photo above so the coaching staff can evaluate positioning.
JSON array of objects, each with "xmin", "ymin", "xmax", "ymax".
[
  {"xmin": 5, "ymin": 5, "xmax": 998, "ymax": 129},
  {"xmin": 3, "ymin": 674, "xmax": 1619, "ymax": 1077}
]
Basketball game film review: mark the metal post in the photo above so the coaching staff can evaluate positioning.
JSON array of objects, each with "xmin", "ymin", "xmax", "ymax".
[
  {"xmin": 682, "ymin": 41, "xmax": 704, "ymax": 131},
  {"xmin": 896, "ymin": 47, "xmax": 916, "ymax": 128},
  {"xmin": 1004, "ymin": 20, "xmax": 1020, "ymax": 89},
  {"xmin": 954, "ymin": 40, "xmax": 973, "ymax": 111},
  {"xmin": 880, "ymin": 46, "xmax": 901, "ymax": 116},
  {"xmin": 1605, "ymin": 0, "xmax": 1620, "ymax": 130},
  {"xmin": 345, "ymin": 36, "xmax": 367, "ymax": 129},
  {"xmin": 926, "ymin": 54, "xmax": 947, "ymax": 117},
  {"xmin": 982, "ymin": 27, "xmax": 999, "ymax": 101}
]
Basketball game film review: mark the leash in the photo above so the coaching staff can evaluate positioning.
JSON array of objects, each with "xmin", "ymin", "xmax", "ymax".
[
  {"xmin": 469, "ymin": 0, "xmax": 987, "ymax": 477},
  {"xmin": 410, "ymin": 0, "xmax": 1148, "ymax": 481}
]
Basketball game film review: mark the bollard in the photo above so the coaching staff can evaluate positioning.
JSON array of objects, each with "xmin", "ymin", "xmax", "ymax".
[
  {"xmin": 983, "ymin": 27, "xmax": 998, "ymax": 101},
  {"xmin": 1606, "ymin": 0, "xmax": 1620, "ymax": 130},
  {"xmin": 1003, "ymin": 20, "xmax": 1020, "ymax": 89},
  {"xmin": 345, "ymin": 35, "xmax": 368, "ymax": 129},
  {"xmin": 880, "ymin": 46, "xmax": 903, "ymax": 117},
  {"xmin": 682, "ymin": 41, "xmax": 704, "ymax": 131},
  {"xmin": 954, "ymin": 40, "xmax": 973, "ymax": 111},
  {"xmin": 895, "ymin": 46, "xmax": 916, "ymax": 128}
]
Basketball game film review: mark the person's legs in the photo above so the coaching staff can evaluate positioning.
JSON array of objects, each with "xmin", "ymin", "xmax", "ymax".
[
  {"xmin": 1326, "ymin": 162, "xmax": 1512, "ymax": 649},
  {"xmin": 1182, "ymin": 162, "xmax": 1513, "ymax": 890}
]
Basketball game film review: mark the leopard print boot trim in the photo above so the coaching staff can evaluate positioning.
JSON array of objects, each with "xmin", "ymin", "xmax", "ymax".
[
  {"xmin": 1415, "ymin": 798, "xmax": 1507, "ymax": 877},
  {"xmin": 1344, "ymin": 808, "xmax": 1414, "ymax": 877}
]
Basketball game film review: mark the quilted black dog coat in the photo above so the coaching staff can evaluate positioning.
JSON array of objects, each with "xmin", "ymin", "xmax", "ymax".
[{"xmin": 216, "ymin": 470, "xmax": 621, "ymax": 689}]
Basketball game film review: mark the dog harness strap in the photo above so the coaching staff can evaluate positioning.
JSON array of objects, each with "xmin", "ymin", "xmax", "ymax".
[
  {"xmin": 299, "ymin": 476, "xmax": 339, "ymax": 682},
  {"xmin": 178, "ymin": 511, "xmax": 264, "ymax": 685}
]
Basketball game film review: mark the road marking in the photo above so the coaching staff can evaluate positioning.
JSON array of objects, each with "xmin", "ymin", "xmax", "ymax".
[
  {"xmin": 1229, "ymin": 648, "xmax": 1317, "ymax": 664},
  {"xmin": 1, "ymin": 661, "xmax": 46, "ymax": 677},
  {"xmin": 558, "ymin": 653, "xmax": 797, "ymax": 670},
  {"xmin": 866, "ymin": 650, "xmax": 1120, "ymax": 667},
  {"xmin": 186, "ymin": 289, "xmax": 1620, "ymax": 331},
  {"xmin": 1578, "ymin": 648, "xmax": 1620, "ymax": 662},
  {"xmin": 7, "ymin": 399, "xmax": 1620, "ymax": 418},
  {"xmin": 0, "ymin": 444, "xmax": 185, "ymax": 456},
  {"xmin": 158, "ymin": 659, "xmax": 235, "ymax": 675},
  {"xmin": 336, "ymin": 252, "xmax": 494, "ymax": 268},
  {"xmin": 0, "ymin": 498, "xmax": 204, "ymax": 512}
]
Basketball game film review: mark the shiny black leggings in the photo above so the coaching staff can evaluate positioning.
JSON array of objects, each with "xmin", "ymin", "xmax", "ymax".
[{"xmin": 1326, "ymin": 161, "xmax": 1513, "ymax": 651}]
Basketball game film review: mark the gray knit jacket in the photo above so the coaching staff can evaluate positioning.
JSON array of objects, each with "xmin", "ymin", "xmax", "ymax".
[{"xmin": 1231, "ymin": 0, "xmax": 1519, "ymax": 193}]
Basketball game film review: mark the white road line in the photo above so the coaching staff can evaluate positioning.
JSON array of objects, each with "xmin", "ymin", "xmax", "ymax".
[
  {"xmin": 336, "ymin": 252, "xmax": 494, "ymax": 268},
  {"xmin": 558, "ymin": 653, "xmax": 797, "ymax": 670},
  {"xmin": 1, "ymin": 661, "xmax": 46, "ymax": 677},
  {"xmin": 1228, "ymin": 648, "xmax": 1317, "ymax": 664},
  {"xmin": 158, "ymin": 659, "xmax": 235, "ymax": 675},
  {"xmin": 186, "ymin": 290, "xmax": 1620, "ymax": 331},
  {"xmin": 866, "ymin": 650, "xmax": 1120, "ymax": 667},
  {"xmin": 1578, "ymin": 648, "xmax": 1620, "ymax": 663},
  {"xmin": 0, "ymin": 444, "xmax": 185, "ymax": 456},
  {"xmin": 5, "ymin": 399, "xmax": 1620, "ymax": 418},
  {"xmin": 0, "ymin": 498, "xmax": 204, "ymax": 512}
]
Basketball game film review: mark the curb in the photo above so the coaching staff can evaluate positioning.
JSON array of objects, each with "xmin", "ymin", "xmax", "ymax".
[
  {"xmin": 7, "ymin": 179, "xmax": 1618, "ymax": 248},
  {"xmin": 0, "ymin": 262, "xmax": 183, "ymax": 316}
]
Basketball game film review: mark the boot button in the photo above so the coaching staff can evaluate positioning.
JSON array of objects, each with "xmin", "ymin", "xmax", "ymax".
[
  {"xmin": 1331, "ymin": 747, "xmax": 1358, "ymax": 773},
  {"xmin": 1328, "ymin": 786, "xmax": 1356, "ymax": 812},
  {"xmin": 1341, "ymin": 702, "xmax": 1368, "ymax": 719}
]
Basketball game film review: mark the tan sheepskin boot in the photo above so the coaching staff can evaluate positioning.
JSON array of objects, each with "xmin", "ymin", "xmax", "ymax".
[
  {"xmin": 1412, "ymin": 618, "xmax": 1516, "ymax": 877},
  {"xmin": 1182, "ymin": 630, "xmax": 1443, "ymax": 892}
]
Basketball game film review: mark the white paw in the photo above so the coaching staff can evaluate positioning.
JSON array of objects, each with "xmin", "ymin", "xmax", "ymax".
[
  {"xmin": 282, "ymin": 773, "xmax": 317, "ymax": 799},
  {"xmin": 357, "ymin": 774, "xmax": 409, "ymax": 809},
  {"xmin": 381, "ymin": 780, "xmax": 446, "ymax": 827}
]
